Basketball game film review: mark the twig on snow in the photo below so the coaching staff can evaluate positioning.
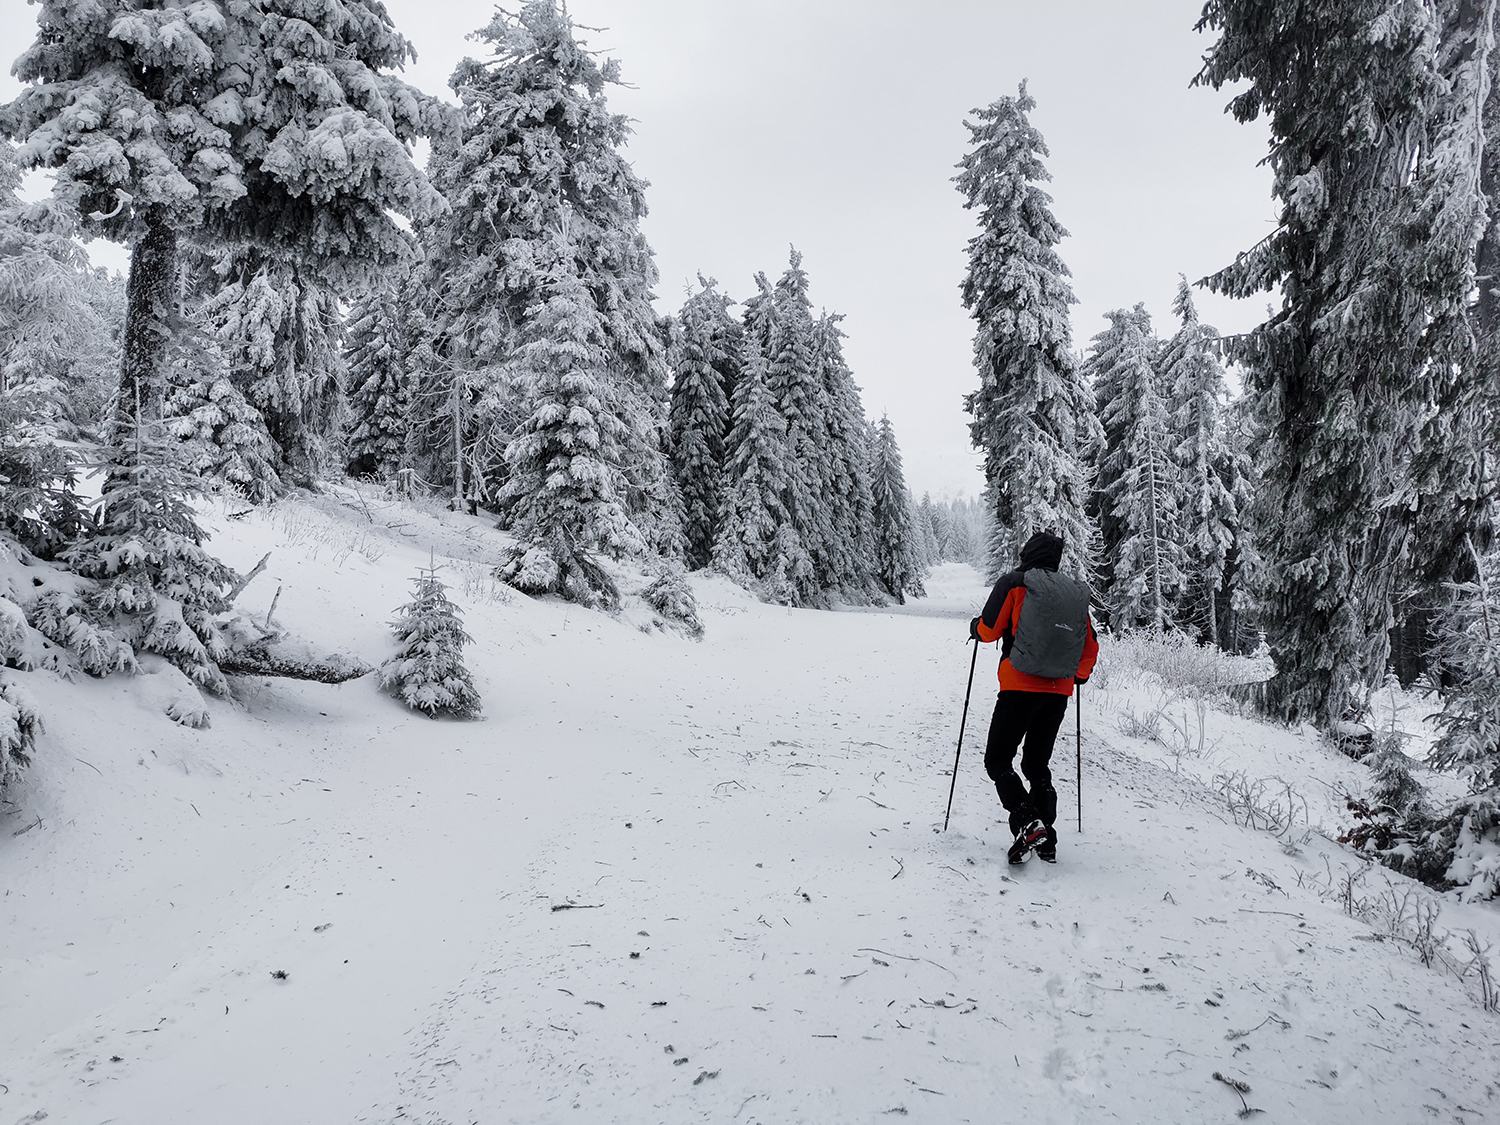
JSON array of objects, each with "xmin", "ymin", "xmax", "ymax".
[
  {"xmin": 891, "ymin": 857, "xmax": 905, "ymax": 880},
  {"xmin": 551, "ymin": 902, "xmax": 603, "ymax": 913},
  {"xmin": 1225, "ymin": 1014, "xmax": 1290, "ymax": 1041},
  {"xmin": 859, "ymin": 794, "xmax": 893, "ymax": 810},
  {"xmin": 857, "ymin": 948, "xmax": 956, "ymax": 978},
  {"xmin": 74, "ymin": 757, "xmax": 102, "ymax": 775},
  {"xmin": 1212, "ymin": 1071, "xmax": 1262, "ymax": 1116}
]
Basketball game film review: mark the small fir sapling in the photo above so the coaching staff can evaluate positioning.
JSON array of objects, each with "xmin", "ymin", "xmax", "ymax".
[{"xmin": 380, "ymin": 562, "xmax": 481, "ymax": 719}]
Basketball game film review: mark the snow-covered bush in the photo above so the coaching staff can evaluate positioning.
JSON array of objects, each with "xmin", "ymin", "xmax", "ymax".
[
  {"xmin": 63, "ymin": 430, "xmax": 237, "ymax": 694},
  {"xmin": 1099, "ymin": 630, "xmax": 1274, "ymax": 697},
  {"xmin": 380, "ymin": 566, "xmax": 481, "ymax": 719},
  {"xmin": 641, "ymin": 567, "xmax": 704, "ymax": 639},
  {"xmin": 0, "ymin": 674, "xmax": 42, "ymax": 790}
]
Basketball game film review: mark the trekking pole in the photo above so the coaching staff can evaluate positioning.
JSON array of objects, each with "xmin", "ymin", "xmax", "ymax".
[
  {"xmin": 943, "ymin": 638, "xmax": 980, "ymax": 832},
  {"xmin": 1076, "ymin": 683, "xmax": 1083, "ymax": 833}
]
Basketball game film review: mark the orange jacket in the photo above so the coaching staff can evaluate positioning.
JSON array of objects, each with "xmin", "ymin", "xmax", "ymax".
[{"xmin": 975, "ymin": 581, "xmax": 1099, "ymax": 695}]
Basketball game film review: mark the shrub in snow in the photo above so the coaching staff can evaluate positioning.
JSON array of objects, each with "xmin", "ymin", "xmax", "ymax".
[
  {"xmin": 1100, "ymin": 630, "xmax": 1273, "ymax": 697},
  {"xmin": 641, "ymin": 568, "xmax": 703, "ymax": 639},
  {"xmin": 0, "ymin": 675, "xmax": 42, "ymax": 790},
  {"xmin": 380, "ymin": 566, "xmax": 481, "ymax": 719}
]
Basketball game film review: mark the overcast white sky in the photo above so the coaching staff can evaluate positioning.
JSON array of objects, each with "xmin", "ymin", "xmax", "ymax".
[{"xmin": 2, "ymin": 0, "xmax": 1275, "ymax": 499}]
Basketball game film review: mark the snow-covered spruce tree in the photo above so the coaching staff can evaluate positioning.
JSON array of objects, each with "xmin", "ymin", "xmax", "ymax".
[
  {"xmin": 1196, "ymin": 0, "xmax": 1496, "ymax": 726},
  {"xmin": 427, "ymin": 1, "xmax": 678, "ymax": 588},
  {"xmin": 1160, "ymin": 279, "xmax": 1239, "ymax": 645},
  {"xmin": 0, "ymin": 141, "xmax": 119, "ymax": 415},
  {"xmin": 669, "ymin": 277, "xmax": 739, "ymax": 570},
  {"xmin": 345, "ymin": 272, "xmax": 414, "ymax": 481},
  {"xmin": 761, "ymin": 249, "xmax": 826, "ymax": 603},
  {"xmin": 494, "ymin": 242, "xmax": 643, "ymax": 608},
  {"xmin": 1, "ymin": 0, "xmax": 448, "ymax": 435},
  {"xmin": 956, "ymin": 82, "xmax": 1099, "ymax": 577},
  {"xmin": 1089, "ymin": 304, "xmax": 1183, "ymax": 631},
  {"xmin": 712, "ymin": 343, "xmax": 797, "ymax": 603},
  {"xmin": 193, "ymin": 251, "xmax": 347, "ymax": 489},
  {"xmin": 63, "ymin": 425, "xmax": 238, "ymax": 694},
  {"xmin": 163, "ymin": 305, "xmax": 280, "ymax": 502},
  {"xmin": 380, "ymin": 563, "xmax": 481, "ymax": 719},
  {"xmin": 914, "ymin": 493, "xmax": 941, "ymax": 568},
  {"xmin": 870, "ymin": 415, "xmax": 926, "ymax": 603},
  {"xmin": 814, "ymin": 311, "xmax": 879, "ymax": 600}
]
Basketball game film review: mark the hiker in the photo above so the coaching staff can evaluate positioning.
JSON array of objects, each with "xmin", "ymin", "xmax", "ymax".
[{"xmin": 968, "ymin": 530, "xmax": 1098, "ymax": 864}]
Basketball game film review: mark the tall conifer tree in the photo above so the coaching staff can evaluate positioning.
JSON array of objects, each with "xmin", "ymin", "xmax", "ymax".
[
  {"xmin": 870, "ymin": 415, "xmax": 926, "ymax": 603},
  {"xmin": 346, "ymin": 274, "xmax": 415, "ymax": 482},
  {"xmin": 1196, "ymin": 0, "xmax": 1497, "ymax": 725},
  {"xmin": 1160, "ymin": 279, "xmax": 1239, "ymax": 645},
  {"xmin": 712, "ymin": 345, "xmax": 796, "ymax": 603},
  {"xmin": 669, "ymin": 278, "xmax": 739, "ymax": 570},
  {"xmin": 955, "ymin": 83, "xmax": 1098, "ymax": 577},
  {"xmin": 427, "ymin": 1, "xmax": 677, "ymax": 600},
  {"xmin": 1089, "ymin": 304, "xmax": 1181, "ymax": 631}
]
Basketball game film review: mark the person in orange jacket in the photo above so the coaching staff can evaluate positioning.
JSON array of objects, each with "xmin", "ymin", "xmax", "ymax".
[{"xmin": 969, "ymin": 530, "xmax": 1098, "ymax": 863}]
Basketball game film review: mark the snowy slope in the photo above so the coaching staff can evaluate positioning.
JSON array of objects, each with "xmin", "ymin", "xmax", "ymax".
[{"xmin": 2, "ymin": 496, "xmax": 1498, "ymax": 1125}]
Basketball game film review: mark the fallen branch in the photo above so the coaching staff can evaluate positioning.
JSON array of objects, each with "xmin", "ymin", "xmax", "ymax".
[
  {"xmin": 228, "ymin": 553, "xmax": 271, "ymax": 603},
  {"xmin": 551, "ymin": 902, "xmax": 603, "ymax": 913},
  {"xmin": 220, "ymin": 646, "xmax": 372, "ymax": 684}
]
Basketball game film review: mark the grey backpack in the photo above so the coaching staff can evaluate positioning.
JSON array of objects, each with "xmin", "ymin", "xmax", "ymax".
[{"xmin": 1009, "ymin": 569, "xmax": 1090, "ymax": 679}]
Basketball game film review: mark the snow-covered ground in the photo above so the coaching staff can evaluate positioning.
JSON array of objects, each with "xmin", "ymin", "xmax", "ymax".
[{"xmin": 3, "ymin": 494, "xmax": 1498, "ymax": 1124}]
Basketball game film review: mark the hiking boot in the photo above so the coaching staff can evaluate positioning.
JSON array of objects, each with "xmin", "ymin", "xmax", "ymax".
[
  {"xmin": 1035, "ymin": 825, "xmax": 1058, "ymax": 863},
  {"xmin": 1007, "ymin": 819, "xmax": 1048, "ymax": 864}
]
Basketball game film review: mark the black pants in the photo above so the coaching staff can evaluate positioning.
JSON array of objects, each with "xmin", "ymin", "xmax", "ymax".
[{"xmin": 983, "ymin": 690, "xmax": 1068, "ymax": 835}]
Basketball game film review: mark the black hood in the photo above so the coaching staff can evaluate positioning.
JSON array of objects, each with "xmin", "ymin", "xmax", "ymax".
[{"xmin": 1019, "ymin": 531, "xmax": 1064, "ymax": 572}]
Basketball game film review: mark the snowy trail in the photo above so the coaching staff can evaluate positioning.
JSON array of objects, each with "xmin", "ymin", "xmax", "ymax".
[{"xmin": 2, "ymin": 507, "xmax": 1498, "ymax": 1124}]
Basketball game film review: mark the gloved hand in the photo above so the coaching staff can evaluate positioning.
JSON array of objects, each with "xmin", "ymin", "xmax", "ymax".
[
  {"xmin": 969, "ymin": 616, "xmax": 983, "ymax": 641},
  {"xmin": 1075, "ymin": 674, "xmax": 1089, "ymax": 685}
]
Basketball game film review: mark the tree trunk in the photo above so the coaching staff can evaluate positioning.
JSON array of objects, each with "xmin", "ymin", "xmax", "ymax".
[{"xmin": 117, "ymin": 209, "xmax": 178, "ymax": 431}]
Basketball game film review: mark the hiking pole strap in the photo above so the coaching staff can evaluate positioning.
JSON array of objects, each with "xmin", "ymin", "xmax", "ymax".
[{"xmin": 944, "ymin": 638, "xmax": 980, "ymax": 832}]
